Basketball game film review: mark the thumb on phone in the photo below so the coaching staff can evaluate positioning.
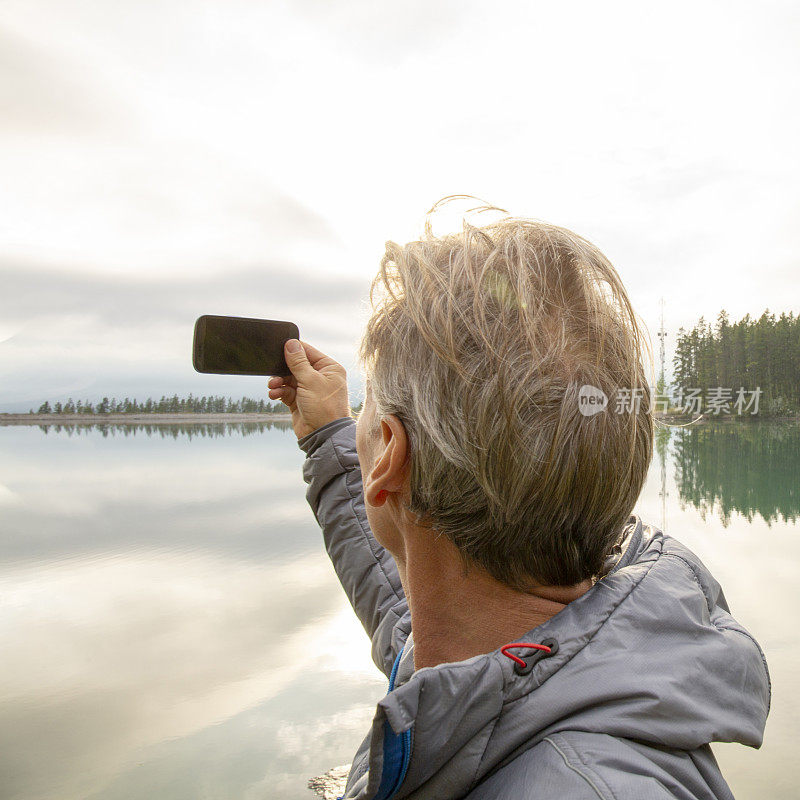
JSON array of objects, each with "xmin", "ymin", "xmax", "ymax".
[
  {"xmin": 284, "ymin": 339, "xmax": 315, "ymax": 378},
  {"xmin": 277, "ymin": 339, "xmax": 352, "ymax": 439}
]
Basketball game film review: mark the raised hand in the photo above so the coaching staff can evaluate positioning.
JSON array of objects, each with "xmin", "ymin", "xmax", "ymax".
[{"xmin": 267, "ymin": 339, "xmax": 353, "ymax": 439}]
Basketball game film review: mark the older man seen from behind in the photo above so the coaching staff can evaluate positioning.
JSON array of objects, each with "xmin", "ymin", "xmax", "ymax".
[{"xmin": 268, "ymin": 202, "xmax": 769, "ymax": 800}]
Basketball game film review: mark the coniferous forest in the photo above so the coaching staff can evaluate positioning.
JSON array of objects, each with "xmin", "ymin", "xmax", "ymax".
[
  {"xmin": 671, "ymin": 309, "xmax": 800, "ymax": 415},
  {"xmin": 30, "ymin": 395, "xmax": 281, "ymax": 415},
  {"xmin": 26, "ymin": 394, "xmax": 366, "ymax": 416}
]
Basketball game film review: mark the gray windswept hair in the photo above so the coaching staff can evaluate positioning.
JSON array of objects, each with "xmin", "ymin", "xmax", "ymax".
[{"xmin": 357, "ymin": 199, "xmax": 654, "ymax": 589}]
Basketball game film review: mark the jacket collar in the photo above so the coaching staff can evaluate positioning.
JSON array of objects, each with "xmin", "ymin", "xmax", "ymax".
[{"xmin": 354, "ymin": 515, "xmax": 769, "ymax": 799}]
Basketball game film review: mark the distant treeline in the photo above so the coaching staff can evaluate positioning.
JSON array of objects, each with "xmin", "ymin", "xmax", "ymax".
[
  {"xmin": 32, "ymin": 395, "xmax": 282, "ymax": 415},
  {"xmin": 672, "ymin": 309, "xmax": 800, "ymax": 415}
]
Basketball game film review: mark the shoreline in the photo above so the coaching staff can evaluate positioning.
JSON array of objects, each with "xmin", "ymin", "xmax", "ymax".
[
  {"xmin": 1, "ymin": 412, "xmax": 796, "ymax": 427},
  {"xmin": 655, "ymin": 413, "xmax": 800, "ymax": 423},
  {"xmin": 0, "ymin": 413, "xmax": 297, "ymax": 425}
]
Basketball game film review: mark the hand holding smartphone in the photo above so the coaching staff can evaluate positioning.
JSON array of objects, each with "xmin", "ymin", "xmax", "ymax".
[{"xmin": 192, "ymin": 314, "xmax": 353, "ymax": 439}]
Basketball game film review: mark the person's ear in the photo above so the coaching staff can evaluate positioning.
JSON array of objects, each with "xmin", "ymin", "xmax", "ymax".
[{"xmin": 364, "ymin": 414, "xmax": 409, "ymax": 508}]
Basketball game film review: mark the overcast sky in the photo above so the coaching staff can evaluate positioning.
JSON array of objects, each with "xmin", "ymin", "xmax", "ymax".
[{"xmin": 1, "ymin": 0, "xmax": 798, "ymax": 411}]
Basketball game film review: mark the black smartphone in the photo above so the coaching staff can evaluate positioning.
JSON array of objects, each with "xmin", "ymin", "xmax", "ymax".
[{"xmin": 192, "ymin": 315, "xmax": 300, "ymax": 376}]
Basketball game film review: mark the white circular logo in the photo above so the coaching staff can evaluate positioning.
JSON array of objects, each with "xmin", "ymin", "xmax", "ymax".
[{"xmin": 578, "ymin": 385, "xmax": 608, "ymax": 416}]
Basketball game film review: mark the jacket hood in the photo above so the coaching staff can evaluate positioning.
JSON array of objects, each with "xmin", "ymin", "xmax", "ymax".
[{"xmin": 355, "ymin": 516, "xmax": 771, "ymax": 799}]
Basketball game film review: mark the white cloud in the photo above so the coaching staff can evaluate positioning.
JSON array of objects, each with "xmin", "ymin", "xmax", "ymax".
[{"xmin": 1, "ymin": 0, "xmax": 798, "ymax": 405}]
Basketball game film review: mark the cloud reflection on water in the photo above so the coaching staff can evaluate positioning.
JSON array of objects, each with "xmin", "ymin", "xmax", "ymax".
[
  {"xmin": 1, "ymin": 421, "xmax": 798, "ymax": 799},
  {"xmin": 0, "ymin": 424, "xmax": 384, "ymax": 799}
]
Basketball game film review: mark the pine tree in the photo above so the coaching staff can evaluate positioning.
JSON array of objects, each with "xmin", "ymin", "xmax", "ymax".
[{"xmin": 672, "ymin": 308, "xmax": 799, "ymax": 415}]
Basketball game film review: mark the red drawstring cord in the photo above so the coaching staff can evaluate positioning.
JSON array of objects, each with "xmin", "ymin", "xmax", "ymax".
[{"xmin": 500, "ymin": 642, "xmax": 552, "ymax": 668}]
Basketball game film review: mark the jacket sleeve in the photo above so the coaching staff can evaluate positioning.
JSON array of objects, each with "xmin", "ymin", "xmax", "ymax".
[{"xmin": 297, "ymin": 417, "xmax": 411, "ymax": 677}]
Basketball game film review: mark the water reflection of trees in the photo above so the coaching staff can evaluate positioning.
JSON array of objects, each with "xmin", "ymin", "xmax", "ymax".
[
  {"xmin": 35, "ymin": 420, "xmax": 294, "ymax": 439},
  {"xmin": 672, "ymin": 422, "xmax": 800, "ymax": 527},
  {"xmin": 33, "ymin": 419, "xmax": 799, "ymax": 527}
]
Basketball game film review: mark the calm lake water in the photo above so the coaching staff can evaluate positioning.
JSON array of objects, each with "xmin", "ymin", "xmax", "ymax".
[{"xmin": 0, "ymin": 419, "xmax": 797, "ymax": 800}]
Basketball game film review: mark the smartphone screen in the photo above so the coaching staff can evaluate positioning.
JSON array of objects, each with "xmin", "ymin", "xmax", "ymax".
[{"xmin": 193, "ymin": 315, "xmax": 299, "ymax": 376}]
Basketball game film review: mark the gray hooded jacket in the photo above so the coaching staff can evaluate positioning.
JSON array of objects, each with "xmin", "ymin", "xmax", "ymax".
[{"xmin": 298, "ymin": 417, "xmax": 771, "ymax": 800}]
